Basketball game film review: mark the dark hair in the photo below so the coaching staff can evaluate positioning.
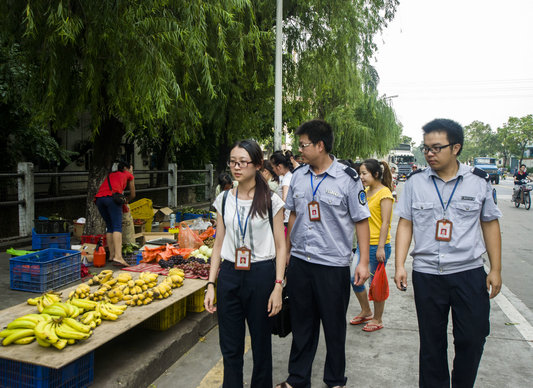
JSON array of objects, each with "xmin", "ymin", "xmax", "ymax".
[
  {"xmin": 422, "ymin": 118, "xmax": 464, "ymax": 156},
  {"xmin": 117, "ymin": 160, "xmax": 131, "ymax": 172},
  {"xmin": 231, "ymin": 139, "xmax": 271, "ymax": 219},
  {"xmin": 362, "ymin": 159, "xmax": 393, "ymax": 191},
  {"xmin": 262, "ymin": 160, "xmax": 279, "ymax": 183},
  {"xmin": 520, "ymin": 164, "xmax": 526, "ymax": 168},
  {"xmin": 352, "ymin": 162, "xmax": 362, "ymax": 174},
  {"xmin": 217, "ymin": 173, "xmax": 233, "ymax": 190},
  {"xmin": 295, "ymin": 119, "xmax": 334, "ymax": 153},
  {"xmin": 270, "ymin": 151, "xmax": 292, "ymax": 171}
]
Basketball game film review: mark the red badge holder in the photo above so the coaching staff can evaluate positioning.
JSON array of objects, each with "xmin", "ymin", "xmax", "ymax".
[
  {"xmin": 308, "ymin": 201, "xmax": 321, "ymax": 221},
  {"xmin": 235, "ymin": 246, "xmax": 251, "ymax": 270},
  {"xmin": 435, "ymin": 219, "xmax": 452, "ymax": 241}
]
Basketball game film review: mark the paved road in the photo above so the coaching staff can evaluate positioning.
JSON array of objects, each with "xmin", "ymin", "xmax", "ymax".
[{"xmin": 152, "ymin": 179, "xmax": 533, "ymax": 388}]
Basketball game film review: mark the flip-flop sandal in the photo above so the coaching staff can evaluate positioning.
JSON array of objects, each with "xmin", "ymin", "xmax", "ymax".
[
  {"xmin": 362, "ymin": 323, "xmax": 384, "ymax": 332},
  {"xmin": 350, "ymin": 316, "xmax": 373, "ymax": 325}
]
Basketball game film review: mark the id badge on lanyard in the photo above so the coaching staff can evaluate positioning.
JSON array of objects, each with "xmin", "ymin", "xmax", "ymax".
[
  {"xmin": 235, "ymin": 188, "xmax": 252, "ymax": 270},
  {"xmin": 309, "ymin": 173, "xmax": 327, "ymax": 222},
  {"xmin": 432, "ymin": 176, "xmax": 460, "ymax": 242}
]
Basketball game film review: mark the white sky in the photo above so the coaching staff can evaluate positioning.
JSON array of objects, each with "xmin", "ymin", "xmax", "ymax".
[{"xmin": 373, "ymin": 0, "xmax": 533, "ymax": 145}]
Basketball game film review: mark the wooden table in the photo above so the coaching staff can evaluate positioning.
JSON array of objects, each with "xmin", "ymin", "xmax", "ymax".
[{"xmin": 0, "ymin": 273, "xmax": 207, "ymax": 368}]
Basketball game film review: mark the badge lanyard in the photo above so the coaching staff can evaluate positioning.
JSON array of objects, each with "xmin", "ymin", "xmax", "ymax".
[
  {"xmin": 234, "ymin": 188, "xmax": 252, "ymax": 270},
  {"xmin": 432, "ymin": 176, "xmax": 461, "ymax": 241},
  {"xmin": 308, "ymin": 173, "xmax": 328, "ymax": 221}
]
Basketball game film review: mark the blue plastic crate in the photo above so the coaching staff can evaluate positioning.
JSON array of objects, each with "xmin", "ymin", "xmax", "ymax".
[
  {"xmin": 0, "ymin": 351, "xmax": 94, "ymax": 388},
  {"xmin": 10, "ymin": 249, "xmax": 81, "ymax": 293},
  {"xmin": 32, "ymin": 229, "xmax": 71, "ymax": 250}
]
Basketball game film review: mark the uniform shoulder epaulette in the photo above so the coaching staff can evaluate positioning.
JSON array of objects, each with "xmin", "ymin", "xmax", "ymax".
[
  {"xmin": 406, "ymin": 168, "xmax": 423, "ymax": 179},
  {"xmin": 343, "ymin": 166, "xmax": 360, "ymax": 182},
  {"xmin": 471, "ymin": 167, "xmax": 490, "ymax": 181}
]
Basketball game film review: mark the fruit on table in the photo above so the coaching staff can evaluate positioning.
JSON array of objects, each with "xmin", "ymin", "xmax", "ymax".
[
  {"xmin": 87, "ymin": 269, "xmax": 114, "ymax": 286},
  {"xmin": 96, "ymin": 301, "xmax": 127, "ymax": 321},
  {"xmin": 69, "ymin": 283, "xmax": 91, "ymax": 299},
  {"xmin": 41, "ymin": 302, "xmax": 82, "ymax": 318},
  {"xmin": 27, "ymin": 291, "xmax": 62, "ymax": 313}
]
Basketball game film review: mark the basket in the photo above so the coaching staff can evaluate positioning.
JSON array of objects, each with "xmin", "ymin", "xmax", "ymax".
[
  {"xmin": 141, "ymin": 298, "xmax": 187, "ymax": 330},
  {"xmin": 10, "ymin": 249, "xmax": 81, "ymax": 293},
  {"xmin": 187, "ymin": 289, "xmax": 206, "ymax": 312},
  {"xmin": 0, "ymin": 351, "xmax": 94, "ymax": 388},
  {"xmin": 80, "ymin": 234, "xmax": 107, "ymax": 247},
  {"xmin": 34, "ymin": 219, "xmax": 69, "ymax": 234},
  {"xmin": 130, "ymin": 198, "xmax": 154, "ymax": 219},
  {"xmin": 32, "ymin": 229, "xmax": 71, "ymax": 250}
]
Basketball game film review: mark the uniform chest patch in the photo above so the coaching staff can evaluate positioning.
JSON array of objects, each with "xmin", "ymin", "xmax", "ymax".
[
  {"xmin": 461, "ymin": 196, "xmax": 475, "ymax": 201},
  {"xmin": 326, "ymin": 189, "xmax": 341, "ymax": 197}
]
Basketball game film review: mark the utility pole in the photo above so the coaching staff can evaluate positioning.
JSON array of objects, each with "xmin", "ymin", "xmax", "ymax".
[{"xmin": 274, "ymin": 0, "xmax": 283, "ymax": 151}]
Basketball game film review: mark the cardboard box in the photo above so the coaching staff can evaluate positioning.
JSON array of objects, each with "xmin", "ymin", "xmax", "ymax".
[
  {"xmin": 153, "ymin": 207, "xmax": 174, "ymax": 222},
  {"xmin": 71, "ymin": 243, "xmax": 96, "ymax": 265},
  {"xmin": 142, "ymin": 232, "xmax": 177, "ymax": 245}
]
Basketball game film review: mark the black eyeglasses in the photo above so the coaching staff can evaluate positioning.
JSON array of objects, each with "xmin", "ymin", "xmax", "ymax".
[
  {"xmin": 227, "ymin": 160, "xmax": 252, "ymax": 168},
  {"xmin": 422, "ymin": 144, "xmax": 455, "ymax": 154}
]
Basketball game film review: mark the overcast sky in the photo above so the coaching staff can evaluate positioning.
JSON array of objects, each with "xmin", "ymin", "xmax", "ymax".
[{"xmin": 373, "ymin": 0, "xmax": 533, "ymax": 145}]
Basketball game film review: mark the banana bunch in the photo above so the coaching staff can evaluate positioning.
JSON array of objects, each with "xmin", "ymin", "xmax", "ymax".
[
  {"xmin": 68, "ymin": 298, "xmax": 97, "ymax": 311},
  {"xmin": 41, "ymin": 302, "xmax": 81, "ymax": 318},
  {"xmin": 165, "ymin": 274, "xmax": 184, "ymax": 289},
  {"xmin": 96, "ymin": 301, "xmax": 127, "ymax": 321},
  {"xmin": 168, "ymin": 268, "xmax": 185, "ymax": 277},
  {"xmin": 139, "ymin": 271, "xmax": 159, "ymax": 287},
  {"xmin": 88, "ymin": 277, "xmax": 119, "ymax": 301},
  {"xmin": 87, "ymin": 269, "xmax": 114, "ymax": 286},
  {"xmin": 0, "ymin": 314, "xmax": 51, "ymax": 345},
  {"xmin": 27, "ymin": 291, "xmax": 62, "ymax": 313},
  {"xmin": 34, "ymin": 317, "xmax": 92, "ymax": 349},
  {"xmin": 80, "ymin": 310, "xmax": 102, "ymax": 329},
  {"xmin": 106, "ymin": 284, "xmax": 127, "ymax": 304},
  {"xmin": 117, "ymin": 272, "xmax": 133, "ymax": 284},
  {"xmin": 68, "ymin": 283, "xmax": 91, "ymax": 299},
  {"xmin": 152, "ymin": 281, "xmax": 173, "ymax": 300},
  {"xmin": 124, "ymin": 289, "xmax": 155, "ymax": 306}
]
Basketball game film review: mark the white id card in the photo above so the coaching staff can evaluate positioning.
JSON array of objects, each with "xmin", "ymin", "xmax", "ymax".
[
  {"xmin": 235, "ymin": 247, "xmax": 251, "ymax": 270},
  {"xmin": 435, "ymin": 219, "xmax": 452, "ymax": 241}
]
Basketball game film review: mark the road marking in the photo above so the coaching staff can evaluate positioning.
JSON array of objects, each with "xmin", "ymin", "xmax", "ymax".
[
  {"xmin": 197, "ymin": 335, "xmax": 251, "ymax": 387},
  {"xmin": 486, "ymin": 268, "xmax": 533, "ymax": 348}
]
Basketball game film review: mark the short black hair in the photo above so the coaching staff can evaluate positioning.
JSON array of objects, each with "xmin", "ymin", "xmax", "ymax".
[
  {"xmin": 295, "ymin": 119, "xmax": 334, "ymax": 153},
  {"xmin": 520, "ymin": 164, "xmax": 526, "ymax": 168},
  {"xmin": 422, "ymin": 119, "xmax": 464, "ymax": 156}
]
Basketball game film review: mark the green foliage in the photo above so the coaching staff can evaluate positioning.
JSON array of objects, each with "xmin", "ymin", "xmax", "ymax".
[
  {"xmin": 460, "ymin": 121, "xmax": 499, "ymax": 164},
  {"xmin": 498, "ymin": 115, "xmax": 533, "ymax": 165}
]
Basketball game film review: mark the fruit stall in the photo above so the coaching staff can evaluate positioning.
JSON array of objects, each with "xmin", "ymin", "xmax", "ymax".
[{"xmin": 0, "ymin": 270, "xmax": 208, "ymax": 387}]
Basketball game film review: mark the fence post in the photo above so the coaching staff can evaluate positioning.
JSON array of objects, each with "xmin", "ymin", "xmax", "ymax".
[
  {"xmin": 18, "ymin": 162, "xmax": 34, "ymax": 236},
  {"xmin": 205, "ymin": 164, "xmax": 213, "ymax": 202},
  {"xmin": 168, "ymin": 163, "xmax": 177, "ymax": 208}
]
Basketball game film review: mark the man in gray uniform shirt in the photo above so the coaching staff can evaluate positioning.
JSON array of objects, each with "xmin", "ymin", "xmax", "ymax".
[
  {"xmin": 276, "ymin": 119, "xmax": 370, "ymax": 388},
  {"xmin": 395, "ymin": 118, "xmax": 502, "ymax": 388}
]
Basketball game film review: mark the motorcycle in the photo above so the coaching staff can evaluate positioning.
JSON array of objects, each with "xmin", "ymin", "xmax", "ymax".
[{"xmin": 513, "ymin": 180, "xmax": 532, "ymax": 210}]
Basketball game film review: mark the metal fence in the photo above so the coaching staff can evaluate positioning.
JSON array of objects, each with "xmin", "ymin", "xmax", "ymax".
[{"xmin": 0, "ymin": 163, "xmax": 213, "ymax": 238}]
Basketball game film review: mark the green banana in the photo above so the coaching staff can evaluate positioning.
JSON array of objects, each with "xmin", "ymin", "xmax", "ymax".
[
  {"xmin": 36, "ymin": 337, "xmax": 51, "ymax": 347},
  {"xmin": 7, "ymin": 320, "xmax": 37, "ymax": 330}
]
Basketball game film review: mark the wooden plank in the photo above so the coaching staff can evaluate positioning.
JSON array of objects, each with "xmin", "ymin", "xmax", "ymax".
[{"xmin": 0, "ymin": 273, "xmax": 207, "ymax": 369}]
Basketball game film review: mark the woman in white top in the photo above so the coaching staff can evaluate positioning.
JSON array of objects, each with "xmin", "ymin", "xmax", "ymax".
[
  {"xmin": 205, "ymin": 139, "xmax": 286, "ymax": 388},
  {"xmin": 270, "ymin": 151, "xmax": 293, "ymax": 225}
]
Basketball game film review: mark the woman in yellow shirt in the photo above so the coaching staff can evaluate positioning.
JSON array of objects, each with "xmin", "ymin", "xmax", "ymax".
[{"xmin": 350, "ymin": 159, "xmax": 394, "ymax": 332}]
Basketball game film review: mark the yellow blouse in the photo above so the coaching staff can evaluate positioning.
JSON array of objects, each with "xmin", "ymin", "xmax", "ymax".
[{"xmin": 366, "ymin": 186, "xmax": 394, "ymax": 245}]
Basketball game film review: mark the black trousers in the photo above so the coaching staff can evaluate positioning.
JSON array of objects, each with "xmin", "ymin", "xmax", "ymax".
[
  {"xmin": 217, "ymin": 259, "xmax": 276, "ymax": 388},
  {"xmin": 412, "ymin": 267, "xmax": 490, "ymax": 388},
  {"xmin": 286, "ymin": 256, "xmax": 350, "ymax": 388}
]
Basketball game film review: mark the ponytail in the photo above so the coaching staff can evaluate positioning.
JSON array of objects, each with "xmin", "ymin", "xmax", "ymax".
[{"xmin": 380, "ymin": 161, "xmax": 393, "ymax": 192}]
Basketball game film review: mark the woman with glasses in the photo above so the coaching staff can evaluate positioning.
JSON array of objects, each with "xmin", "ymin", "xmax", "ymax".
[{"xmin": 204, "ymin": 139, "xmax": 287, "ymax": 388}]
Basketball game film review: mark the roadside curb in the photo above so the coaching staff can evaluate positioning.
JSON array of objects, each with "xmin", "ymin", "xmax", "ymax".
[{"xmin": 92, "ymin": 310, "xmax": 218, "ymax": 387}]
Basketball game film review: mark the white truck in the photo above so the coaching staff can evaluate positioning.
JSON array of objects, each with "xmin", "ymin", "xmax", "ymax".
[{"xmin": 387, "ymin": 144, "xmax": 415, "ymax": 181}]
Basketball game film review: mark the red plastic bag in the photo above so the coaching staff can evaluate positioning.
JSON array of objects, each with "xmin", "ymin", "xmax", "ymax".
[
  {"xmin": 178, "ymin": 222, "xmax": 204, "ymax": 249},
  {"xmin": 368, "ymin": 262, "xmax": 389, "ymax": 302}
]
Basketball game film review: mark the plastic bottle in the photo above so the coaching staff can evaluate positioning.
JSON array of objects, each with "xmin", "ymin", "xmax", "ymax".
[
  {"xmin": 170, "ymin": 213, "xmax": 176, "ymax": 229},
  {"xmin": 93, "ymin": 238, "xmax": 106, "ymax": 267}
]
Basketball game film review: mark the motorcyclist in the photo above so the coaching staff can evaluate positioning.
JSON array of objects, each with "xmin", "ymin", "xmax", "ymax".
[{"xmin": 513, "ymin": 164, "xmax": 530, "ymax": 201}]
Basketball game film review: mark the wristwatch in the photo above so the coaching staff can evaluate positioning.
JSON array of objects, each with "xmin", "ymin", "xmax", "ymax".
[{"xmin": 275, "ymin": 279, "xmax": 286, "ymax": 287}]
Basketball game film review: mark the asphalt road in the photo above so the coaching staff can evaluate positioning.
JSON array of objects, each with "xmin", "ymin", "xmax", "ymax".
[{"xmin": 151, "ymin": 177, "xmax": 533, "ymax": 388}]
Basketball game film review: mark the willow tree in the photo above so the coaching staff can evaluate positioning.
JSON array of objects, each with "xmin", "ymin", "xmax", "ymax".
[
  {"xmin": 282, "ymin": 0, "xmax": 401, "ymax": 158},
  {"xmin": 2, "ymin": 0, "xmax": 260, "ymax": 232}
]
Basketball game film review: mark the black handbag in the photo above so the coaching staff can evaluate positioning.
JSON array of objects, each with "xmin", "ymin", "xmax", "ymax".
[
  {"xmin": 107, "ymin": 175, "xmax": 127, "ymax": 205},
  {"xmin": 271, "ymin": 286, "xmax": 291, "ymax": 337}
]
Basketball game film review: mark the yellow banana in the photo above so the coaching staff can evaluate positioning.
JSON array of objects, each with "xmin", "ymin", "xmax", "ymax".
[
  {"xmin": 2, "ymin": 329, "xmax": 34, "ymax": 346},
  {"xmin": 67, "ymin": 339, "xmax": 76, "ymax": 345},
  {"xmin": 0, "ymin": 329, "xmax": 18, "ymax": 338},
  {"xmin": 7, "ymin": 320, "xmax": 36, "ymax": 330},
  {"xmin": 41, "ymin": 305, "xmax": 67, "ymax": 317},
  {"xmin": 27, "ymin": 297, "xmax": 39, "ymax": 305},
  {"xmin": 14, "ymin": 336, "xmax": 36, "ymax": 345},
  {"xmin": 36, "ymin": 337, "xmax": 51, "ymax": 347},
  {"xmin": 55, "ymin": 323, "xmax": 89, "ymax": 340},
  {"xmin": 62, "ymin": 318, "xmax": 91, "ymax": 334},
  {"xmin": 98, "ymin": 303, "xmax": 118, "ymax": 321},
  {"xmin": 34, "ymin": 320, "xmax": 58, "ymax": 344},
  {"xmin": 52, "ymin": 338, "xmax": 67, "ymax": 350}
]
